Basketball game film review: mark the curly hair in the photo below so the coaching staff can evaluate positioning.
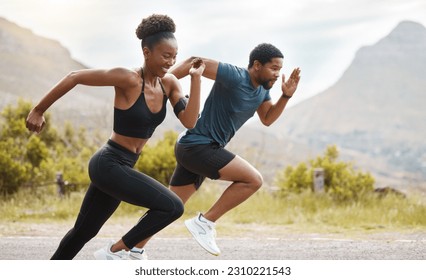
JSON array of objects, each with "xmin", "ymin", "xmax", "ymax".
[
  {"xmin": 136, "ymin": 14, "xmax": 176, "ymax": 49},
  {"xmin": 248, "ymin": 43, "xmax": 284, "ymax": 68}
]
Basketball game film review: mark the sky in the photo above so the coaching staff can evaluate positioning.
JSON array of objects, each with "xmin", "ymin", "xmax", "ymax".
[{"xmin": 1, "ymin": 0, "xmax": 425, "ymax": 106}]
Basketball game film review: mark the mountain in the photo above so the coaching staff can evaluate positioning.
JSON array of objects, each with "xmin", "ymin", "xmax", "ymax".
[{"xmin": 249, "ymin": 20, "xmax": 426, "ymax": 191}]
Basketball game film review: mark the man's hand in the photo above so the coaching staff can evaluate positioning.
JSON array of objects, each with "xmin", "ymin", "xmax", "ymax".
[
  {"xmin": 281, "ymin": 67, "xmax": 301, "ymax": 98},
  {"xmin": 189, "ymin": 57, "xmax": 206, "ymax": 78}
]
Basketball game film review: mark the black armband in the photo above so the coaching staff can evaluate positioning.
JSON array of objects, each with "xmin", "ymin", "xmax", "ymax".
[{"xmin": 173, "ymin": 97, "xmax": 188, "ymax": 117}]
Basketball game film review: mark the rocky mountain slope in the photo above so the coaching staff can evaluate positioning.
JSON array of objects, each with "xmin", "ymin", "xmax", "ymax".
[{"xmin": 0, "ymin": 17, "xmax": 114, "ymax": 134}]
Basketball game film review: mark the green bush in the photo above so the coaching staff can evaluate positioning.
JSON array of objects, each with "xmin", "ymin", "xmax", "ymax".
[
  {"xmin": 0, "ymin": 99, "xmax": 179, "ymax": 196},
  {"xmin": 0, "ymin": 100, "xmax": 41, "ymax": 194},
  {"xmin": 0, "ymin": 145, "xmax": 31, "ymax": 195},
  {"xmin": 135, "ymin": 130, "xmax": 178, "ymax": 186},
  {"xmin": 0, "ymin": 100, "xmax": 97, "ymax": 196},
  {"xmin": 275, "ymin": 145, "xmax": 375, "ymax": 201}
]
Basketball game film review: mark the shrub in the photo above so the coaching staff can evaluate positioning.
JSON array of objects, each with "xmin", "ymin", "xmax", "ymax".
[
  {"xmin": 275, "ymin": 145, "xmax": 375, "ymax": 201},
  {"xmin": 0, "ymin": 99, "xmax": 180, "ymax": 196},
  {"xmin": 0, "ymin": 100, "xmax": 97, "ymax": 196},
  {"xmin": 134, "ymin": 131, "xmax": 178, "ymax": 186}
]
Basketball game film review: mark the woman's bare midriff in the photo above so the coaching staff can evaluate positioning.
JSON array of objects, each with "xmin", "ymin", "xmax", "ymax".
[{"xmin": 110, "ymin": 131, "xmax": 149, "ymax": 154}]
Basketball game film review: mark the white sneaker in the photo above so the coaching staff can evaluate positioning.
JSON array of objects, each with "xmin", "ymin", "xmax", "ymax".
[
  {"xmin": 129, "ymin": 247, "xmax": 148, "ymax": 260},
  {"xmin": 185, "ymin": 213, "xmax": 221, "ymax": 256},
  {"xmin": 93, "ymin": 241, "xmax": 129, "ymax": 260}
]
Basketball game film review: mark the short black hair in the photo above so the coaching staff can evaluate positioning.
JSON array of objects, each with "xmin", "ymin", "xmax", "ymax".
[
  {"xmin": 248, "ymin": 43, "xmax": 284, "ymax": 68},
  {"xmin": 136, "ymin": 14, "xmax": 176, "ymax": 49}
]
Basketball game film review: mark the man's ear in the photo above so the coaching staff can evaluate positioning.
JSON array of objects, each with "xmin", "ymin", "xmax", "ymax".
[{"xmin": 253, "ymin": 60, "xmax": 262, "ymax": 71}]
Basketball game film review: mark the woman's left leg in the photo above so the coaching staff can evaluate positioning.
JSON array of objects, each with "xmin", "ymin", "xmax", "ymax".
[
  {"xmin": 51, "ymin": 183, "xmax": 120, "ymax": 259},
  {"xmin": 99, "ymin": 165, "xmax": 184, "ymax": 250}
]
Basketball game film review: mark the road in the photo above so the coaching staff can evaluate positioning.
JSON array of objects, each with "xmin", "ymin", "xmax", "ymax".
[
  {"xmin": 1, "ymin": 235, "xmax": 426, "ymax": 260},
  {"xmin": 0, "ymin": 221, "xmax": 425, "ymax": 260}
]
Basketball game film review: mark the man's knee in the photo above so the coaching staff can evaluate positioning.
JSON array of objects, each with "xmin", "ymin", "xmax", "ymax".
[
  {"xmin": 242, "ymin": 170, "xmax": 263, "ymax": 192},
  {"xmin": 251, "ymin": 172, "xmax": 263, "ymax": 191}
]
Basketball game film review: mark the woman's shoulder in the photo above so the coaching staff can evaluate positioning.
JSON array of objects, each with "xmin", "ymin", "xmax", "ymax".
[
  {"xmin": 159, "ymin": 73, "xmax": 181, "ymax": 98},
  {"xmin": 110, "ymin": 67, "xmax": 141, "ymax": 87},
  {"xmin": 161, "ymin": 72, "xmax": 178, "ymax": 82},
  {"xmin": 160, "ymin": 73, "xmax": 179, "ymax": 88}
]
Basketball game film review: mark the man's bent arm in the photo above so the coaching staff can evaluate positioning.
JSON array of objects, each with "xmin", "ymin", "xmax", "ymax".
[
  {"xmin": 256, "ymin": 98, "xmax": 290, "ymax": 126},
  {"xmin": 170, "ymin": 57, "xmax": 219, "ymax": 80}
]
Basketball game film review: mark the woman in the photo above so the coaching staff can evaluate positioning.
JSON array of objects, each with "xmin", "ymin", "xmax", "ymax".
[{"xmin": 25, "ymin": 14, "xmax": 205, "ymax": 260}]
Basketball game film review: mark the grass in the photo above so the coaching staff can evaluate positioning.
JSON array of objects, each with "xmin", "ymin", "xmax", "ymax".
[{"xmin": 1, "ymin": 182, "xmax": 426, "ymax": 235}]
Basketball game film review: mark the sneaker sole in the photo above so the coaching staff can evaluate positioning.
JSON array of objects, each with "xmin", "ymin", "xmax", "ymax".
[
  {"xmin": 93, "ymin": 249, "xmax": 108, "ymax": 260},
  {"xmin": 93, "ymin": 248, "xmax": 125, "ymax": 260},
  {"xmin": 185, "ymin": 219, "xmax": 220, "ymax": 256}
]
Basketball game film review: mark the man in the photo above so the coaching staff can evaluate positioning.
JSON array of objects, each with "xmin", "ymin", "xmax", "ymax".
[{"xmin": 167, "ymin": 43, "xmax": 301, "ymax": 256}]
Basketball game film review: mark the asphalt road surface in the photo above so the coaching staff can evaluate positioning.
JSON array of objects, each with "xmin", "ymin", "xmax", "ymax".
[
  {"xmin": 0, "ymin": 221, "xmax": 425, "ymax": 260},
  {"xmin": 1, "ymin": 234, "xmax": 425, "ymax": 260}
]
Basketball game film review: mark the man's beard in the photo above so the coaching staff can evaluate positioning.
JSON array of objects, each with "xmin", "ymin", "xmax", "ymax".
[{"xmin": 261, "ymin": 79, "xmax": 274, "ymax": 90}]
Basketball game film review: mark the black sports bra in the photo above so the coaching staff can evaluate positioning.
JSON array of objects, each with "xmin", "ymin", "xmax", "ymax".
[{"xmin": 113, "ymin": 69, "xmax": 168, "ymax": 139}]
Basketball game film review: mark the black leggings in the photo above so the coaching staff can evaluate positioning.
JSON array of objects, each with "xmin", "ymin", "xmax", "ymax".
[{"xmin": 51, "ymin": 140, "xmax": 184, "ymax": 259}]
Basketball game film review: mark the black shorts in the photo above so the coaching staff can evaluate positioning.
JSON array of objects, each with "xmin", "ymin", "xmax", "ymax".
[{"xmin": 170, "ymin": 142, "xmax": 236, "ymax": 189}]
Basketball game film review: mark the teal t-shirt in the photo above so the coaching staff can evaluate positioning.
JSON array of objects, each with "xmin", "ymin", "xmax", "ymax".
[{"xmin": 179, "ymin": 62, "xmax": 271, "ymax": 147}]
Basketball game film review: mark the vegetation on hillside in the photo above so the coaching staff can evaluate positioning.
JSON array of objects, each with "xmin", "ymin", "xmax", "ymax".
[
  {"xmin": 1, "ymin": 100, "xmax": 425, "ymax": 230},
  {"xmin": 0, "ymin": 99, "xmax": 177, "ymax": 196}
]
